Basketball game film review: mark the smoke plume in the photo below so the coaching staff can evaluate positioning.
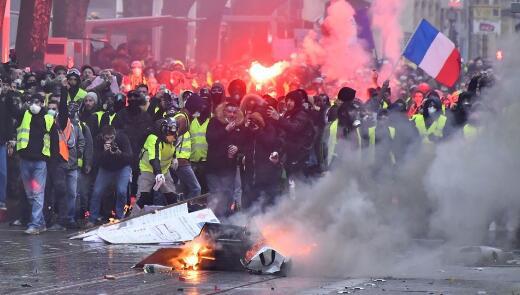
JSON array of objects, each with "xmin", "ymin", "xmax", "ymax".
[
  {"xmin": 232, "ymin": 34, "xmax": 520, "ymax": 276},
  {"xmin": 301, "ymin": 0, "xmax": 372, "ymax": 92},
  {"xmin": 370, "ymin": 0, "xmax": 405, "ymax": 78}
]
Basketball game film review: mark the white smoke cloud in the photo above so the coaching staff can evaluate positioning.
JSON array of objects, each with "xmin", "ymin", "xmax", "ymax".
[{"xmin": 230, "ymin": 33, "xmax": 520, "ymax": 276}]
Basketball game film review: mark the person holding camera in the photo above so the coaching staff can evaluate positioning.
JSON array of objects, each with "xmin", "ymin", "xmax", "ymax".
[{"xmin": 87, "ymin": 125, "xmax": 133, "ymax": 226}]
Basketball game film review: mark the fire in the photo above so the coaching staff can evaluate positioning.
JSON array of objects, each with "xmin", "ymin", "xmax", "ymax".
[
  {"xmin": 249, "ymin": 61, "xmax": 288, "ymax": 85},
  {"xmin": 251, "ymin": 224, "xmax": 318, "ymax": 259},
  {"xmin": 173, "ymin": 239, "xmax": 215, "ymax": 271}
]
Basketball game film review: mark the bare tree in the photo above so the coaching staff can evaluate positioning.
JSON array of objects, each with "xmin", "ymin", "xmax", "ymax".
[
  {"xmin": 52, "ymin": 0, "xmax": 90, "ymax": 39},
  {"xmin": 15, "ymin": 0, "xmax": 53, "ymax": 69}
]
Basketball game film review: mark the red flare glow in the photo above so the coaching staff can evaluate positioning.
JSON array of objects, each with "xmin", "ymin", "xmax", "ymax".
[{"xmin": 249, "ymin": 61, "xmax": 288, "ymax": 85}]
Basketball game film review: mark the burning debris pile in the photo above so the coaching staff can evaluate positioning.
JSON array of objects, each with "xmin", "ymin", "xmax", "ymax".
[{"xmin": 135, "ymin": 223, "xmax": 291, "ymax": 275}]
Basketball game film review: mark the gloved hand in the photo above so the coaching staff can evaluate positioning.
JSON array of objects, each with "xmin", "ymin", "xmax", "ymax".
[{"xmin": 153, "ymin": 174, "xmax": 166, "ymax": 191}]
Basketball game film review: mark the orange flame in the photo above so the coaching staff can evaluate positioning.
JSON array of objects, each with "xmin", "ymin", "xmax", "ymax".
[
  {"xmin": 249, "ymin": 61, "xmax": 289, "ymax": 85},
  {"xmin": 172, "ymin": 239, "xmax": 215, "ymax": 271},
  {"xmin": 249, "ymin": 224, "xmax": 318, "ymax": 259}
]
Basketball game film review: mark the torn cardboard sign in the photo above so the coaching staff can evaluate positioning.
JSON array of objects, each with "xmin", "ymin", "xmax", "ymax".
[{"xmin": 70, "ymin": 203, "xmax": 219, "ymax": 244}]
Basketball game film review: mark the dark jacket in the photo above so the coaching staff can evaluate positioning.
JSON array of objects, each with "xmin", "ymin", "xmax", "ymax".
[
  {"xmin": 112, "ymin": 107, "xmax": 153, "ymax": 168},
  {"xmin": 80, "ymin": 122, "xmax": 94, "ymax": 171},
  {"xmin": 93, "ymin": 130, "xmax": 133, "ymax": 171},
  {"xmin": 206, "ymin": 103, "xmax": 244, "ymax": 174},
  {"xmin": 241, "ymin": 122, "xmax": 282, "ymax": 186},
  {"xmin": 0, "ymin": 91, "xmax": 16, "ymax": 145},
  {"xmin": 275, "ymin": 108, "xmax": 313, "ymax": 164}
]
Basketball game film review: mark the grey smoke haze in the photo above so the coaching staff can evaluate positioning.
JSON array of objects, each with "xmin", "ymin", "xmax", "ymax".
[{"xmin": 231, "ymin": 34, "xmax": 520, "ymax": 276}]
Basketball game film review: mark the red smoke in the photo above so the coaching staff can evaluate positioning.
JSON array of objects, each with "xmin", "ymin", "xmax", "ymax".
[
  {"xmin": 298, "ymin": 0, "xmax": 406, "ymax": 100},
  {"xmin": 370, "ymin": 0, "xmax": 405, "ymax": 79},
  {"xmin": 300, "ymin": 0, "xmax": 373, "ymax": 99}
]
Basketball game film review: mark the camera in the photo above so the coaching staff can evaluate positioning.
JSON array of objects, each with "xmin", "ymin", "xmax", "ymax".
[{"xmin": 109, "ymin": 142, "xmax": 119, "ymax": 153}]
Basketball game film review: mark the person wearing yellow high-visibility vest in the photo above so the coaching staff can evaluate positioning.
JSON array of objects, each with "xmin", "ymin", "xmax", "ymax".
[
  {"xmin": 15, "ymin": 93, "xmax": 62, "ymax": 235},
  {"xmin": 136, "ymin": 117, "xmax": 179, "ymax": 208},
  {"xmin": 65, "ymin": 70, "xmax": 87, "ymax": 103},
  {"xmin": 45, "ymin": 100, "xmax": 85, "ymax": 231},
  {"xmin": 462, "ymin": 102, "xmax": 485, "ymax": 141},
  {"xmin": 325, "ymin": 88, "xmax": 363, "ymax": 169},
  {"xmin": 170, "ymin": 93, "xmax": 207, "ymax": 200},
  {"xmin": 412, "ymin": 94, "xmax": 449, "ymax": 144},
  {"xmin": 189, "ymin": 99, "xmax": 211, "ymax": 194}
]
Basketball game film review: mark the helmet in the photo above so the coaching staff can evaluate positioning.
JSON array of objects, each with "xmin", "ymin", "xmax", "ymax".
[
  {"xmin": 159, "ymin": 117, "xmax": 178, "ymax": 137},
  {"xmin": 181, "ymin": 90, "xmax": 194, "ymax": 102}
]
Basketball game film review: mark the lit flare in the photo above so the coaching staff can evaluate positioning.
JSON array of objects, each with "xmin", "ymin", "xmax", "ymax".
[{"xmin": 249, "ymin": 61, "xmax": 288, "ymax": 85}]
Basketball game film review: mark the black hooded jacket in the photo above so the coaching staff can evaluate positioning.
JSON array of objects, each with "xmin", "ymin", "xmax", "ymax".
[{"xmin": 274, "ymin": 90, "xmax": 314, "ymax": 164}]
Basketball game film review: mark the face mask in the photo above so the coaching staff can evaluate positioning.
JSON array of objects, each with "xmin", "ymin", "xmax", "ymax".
[
  {"xmin": 428, "ymin": 106, "xmax": 437, "ymax": 115},
  {"xmin": 192, "ymin": 111, "xmax": 200, "ymax": 118},
  {"xmin": 47, "ymin": 109, "xmax": 57, "ymax": 117},
  {"xmin": 29, "ymin": 104, "xmax": 41, "ymax": 115}
]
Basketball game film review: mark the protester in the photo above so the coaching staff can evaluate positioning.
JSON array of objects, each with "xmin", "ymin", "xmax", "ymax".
[
  {"xmin": 88, "ymin": 125, "xmax": 132, "ymax": 226},
  {"xmin": 206, "ymin": 101, "xmax": 244, "ymax": 218},
  {"xmin": 136, "ymin": 118, "xmax": 178, "ymax": 208}
]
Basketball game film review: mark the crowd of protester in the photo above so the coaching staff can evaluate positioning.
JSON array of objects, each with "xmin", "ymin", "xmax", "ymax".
[{"xmin": 0, "ymin": 48, "xmax": 496, "ymax": 235}]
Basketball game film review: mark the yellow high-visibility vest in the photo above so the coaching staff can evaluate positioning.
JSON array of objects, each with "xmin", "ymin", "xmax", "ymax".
[
  {"xmin": 189, "ymin": 118, "xmax": 209, "ymax": 162},
  {"xmin": 68, "ymin": 88, "xmax": 87, "ymax": 102},
  {"xmin": 327, "ymin": 119, "xmax": 362, "ymax": 166},
  {"xmin": 95, "ymin": 111, "xmax": 115, "ymax": 127},
  {"xmin": 463, "ymin": 124, "xmax": 478, "ymax": 140},
  {"xmin": 413, "ymin": 114, "xmax": 447, "ymax": 144},
  {"xmin": 139, "ymin": 134, "xmax": 176, "ymax": 174},
  {"xmin": 16, "ymin": 111, "xmax": 54, "ymax": 157}
]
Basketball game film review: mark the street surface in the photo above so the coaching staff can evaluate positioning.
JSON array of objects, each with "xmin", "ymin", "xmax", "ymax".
[{"xmin": 1, "ymin": 224, "xmax": 519, "ymax": 295}]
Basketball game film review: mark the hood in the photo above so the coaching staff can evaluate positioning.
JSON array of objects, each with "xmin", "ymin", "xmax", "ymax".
[
  {"xmin": 240, "ymin": 93, "xmax": 267, "ymax": 115},
  {"xmin": 214, "ymin": 101, "xmax": 244, "ymax": 126}
]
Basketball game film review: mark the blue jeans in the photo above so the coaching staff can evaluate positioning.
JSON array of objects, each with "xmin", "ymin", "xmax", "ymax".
[
  {"xmin": 64, "ymin": 169, "xmax": 79, "ymax": 223},
  {"xmin": 0, "ymin": 144, "xmax": 6, "ymax": 204},
  {"xmin": 19, "ymin": 159, "xmax": 47, "ymax": 228},
  {"xmin": 206, "ymin": 171, "xmax": 235, "ymax": 218},
  {"xmin": 89, "ymin": 166, "xmax": 131, "ymax": 221},
  {"xmin": 175, "ymin": 165, "xmax": 201, "ymax": 200},
  {"xmin": 48, "ymin": 161, "xmax": 79, "ymax": 224}
]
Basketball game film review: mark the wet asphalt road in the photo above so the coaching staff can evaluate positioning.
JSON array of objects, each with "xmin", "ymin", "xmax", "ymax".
[{"xmin": 1, "ymin": 224, "xmax": 520, "ymax": 295}]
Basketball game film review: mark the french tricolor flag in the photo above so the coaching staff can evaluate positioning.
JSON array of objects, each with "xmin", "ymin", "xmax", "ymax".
[{"xmin": 403, "ymin": 19, "xmax": 461, "ymax": 87}]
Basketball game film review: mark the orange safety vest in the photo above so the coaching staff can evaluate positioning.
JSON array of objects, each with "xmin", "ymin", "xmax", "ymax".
[{"xmin": 58, "ymin": 119, "xmax": 73, "ymax": 161}]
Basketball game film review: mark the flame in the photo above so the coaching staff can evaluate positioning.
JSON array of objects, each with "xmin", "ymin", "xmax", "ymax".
[
  {"xmin": 249, "ymin": 61, "xmax": 288, "ymax": 85},
  {"xmin": 247, "ymin": 224, "xmax": 318, "ymax": 261},
  {"xmin": 172, "ymin": 239, "xmax": 214, "ymax": 271}
]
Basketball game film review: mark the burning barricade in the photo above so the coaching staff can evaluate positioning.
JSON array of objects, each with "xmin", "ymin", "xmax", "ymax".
[{"xmin": 134, "ymin": 223, "xmax": 291, "ymax": 275}]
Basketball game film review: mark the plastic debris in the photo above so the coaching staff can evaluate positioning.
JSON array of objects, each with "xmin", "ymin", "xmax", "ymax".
[
  {"xmin": 373, "ymin": 279, "xmax": 386, "ymax": 282},
  {"xmin": 143, "ymin": 264, "xmax": 174, "ymax": 274},
  {"xmin": 104, "ymin": 275, "xmax": 116, "ymax": 280},
  {"xmin": 242, "ymin": 247, "xmax": 290, "ymax": 275}
]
